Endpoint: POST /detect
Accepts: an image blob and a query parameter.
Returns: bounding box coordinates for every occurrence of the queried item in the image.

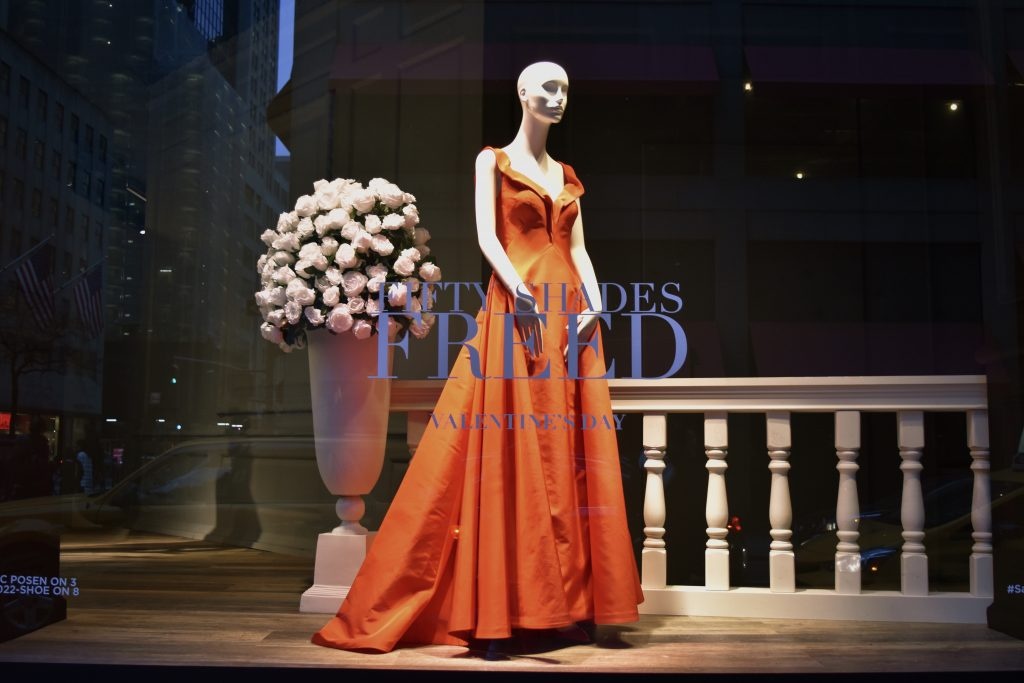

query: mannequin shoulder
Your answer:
[475,148,498,172]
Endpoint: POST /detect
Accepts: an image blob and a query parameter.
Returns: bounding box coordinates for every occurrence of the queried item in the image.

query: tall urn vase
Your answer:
[299,329,393,613]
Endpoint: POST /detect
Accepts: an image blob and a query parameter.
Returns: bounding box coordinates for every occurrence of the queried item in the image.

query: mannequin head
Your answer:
[517,61,569,124]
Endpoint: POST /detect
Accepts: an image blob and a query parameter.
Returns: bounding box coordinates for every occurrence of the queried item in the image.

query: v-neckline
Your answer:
[490,147,570,203]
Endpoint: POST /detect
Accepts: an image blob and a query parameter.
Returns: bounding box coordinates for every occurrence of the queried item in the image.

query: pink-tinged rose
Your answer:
[413,227,430,245]
[366,264,388,280]
[366,274,386,294]
[371,234,395,256]
[409,318,431,339]
[277,211,299,232]
[260,322,284,344]
[325,267,344,286]
[363,214,382,234]
[278,341,294,353]
[351,189,376,214]
[387,283,408,307]
[387,317,402,341]
[418,262,441,282]
[334,243,358,269]
[394,255,415,277]
[402,296,422,319]
[314,276,330,292]
[304,306,325,326]
[418,244,431,257]
[296,218,315,240]
[295,194,317,217]
[266,308,287,327]
[341,271,368,298]
[271,232,299,252]
[340,221,361,241]
[352,319,373,340]
[323,286,340,307]
[346,296,366,314]
[326,305,353,333]
[284,301,303,324]
[320,237,339,257]
[404,277,421,293]
[382,213,405,230]
[351,229,373,253]
[260,229,277,246]
[366,298,380,316]
[402,192,416,204]
[400,247,422,262]
[272,265,297,285]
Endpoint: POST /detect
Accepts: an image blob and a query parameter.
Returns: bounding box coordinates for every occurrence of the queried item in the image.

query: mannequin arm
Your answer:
[474,149,543,356]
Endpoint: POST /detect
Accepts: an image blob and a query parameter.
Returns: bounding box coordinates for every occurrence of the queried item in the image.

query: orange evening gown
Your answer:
[312,147,643,652]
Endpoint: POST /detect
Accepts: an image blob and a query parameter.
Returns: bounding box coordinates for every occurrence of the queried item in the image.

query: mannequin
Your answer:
[474,61,603,363]
[311,61,643,657]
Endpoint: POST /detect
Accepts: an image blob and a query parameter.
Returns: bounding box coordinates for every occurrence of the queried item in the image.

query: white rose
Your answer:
[260,322,284,344]
[320,237,339,257]
[284,300,303,324]
[326,305,353,334]
[371,234,395,256]
[316,185,342,212]
[418,262,441,282]
[299,242,323,260]
[323,286,341,307]
[260,229,278,246]
[277,211,300,232]
[271,250,295,266]
[304,306,325,326]
[413,227,431,245]
[352,319,373,340]
[366,274,386,294]
[347,296,366,314]
[272,232,300,252]
[325,267,344,286]
[342,271,368,298]
[382,213,406,231]
[326,208,350,230]
[314,214,332,236]
[255,286,286,308]
[296,218,315,240]
[368,178,389,190]
[402,192,416,204]
[394,255,415,277]
[351,189,377,214]
[363,214,382,234]
[314,275,331,292]
[387,283,408,307]
[400,247,422,262]
[295,195,317,217]
[378,183,405,209]
[351,229,373,253]
[340,221,362,241]
[272,265,297,285]
[334,243,358,269]
[366,297,380,316]
[266,308,287,327]
[294,259,313,276]
[256,253,269,272]
[367,264,389,280]
[286,278,316,305]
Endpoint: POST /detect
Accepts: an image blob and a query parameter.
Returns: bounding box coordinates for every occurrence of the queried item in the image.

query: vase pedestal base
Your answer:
[299,531,377,613]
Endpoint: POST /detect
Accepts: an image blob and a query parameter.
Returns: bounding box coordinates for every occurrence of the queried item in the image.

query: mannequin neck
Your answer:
[507,110,551,163]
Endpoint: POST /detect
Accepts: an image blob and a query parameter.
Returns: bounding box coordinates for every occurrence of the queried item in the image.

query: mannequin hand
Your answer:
[562,308,600,364]
[513,292,544,359]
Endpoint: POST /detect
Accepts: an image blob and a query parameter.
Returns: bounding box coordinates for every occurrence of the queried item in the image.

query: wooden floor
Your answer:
[1,529,1023,678]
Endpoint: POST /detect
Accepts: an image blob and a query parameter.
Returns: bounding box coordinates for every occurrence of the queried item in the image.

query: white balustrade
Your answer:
[392,375,993,625]
[704,412,730,591]
[642,413,668,589]
[898,410,927,596]
[766,411,794,593]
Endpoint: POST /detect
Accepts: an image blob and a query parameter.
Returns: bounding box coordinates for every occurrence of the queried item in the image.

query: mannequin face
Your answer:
[517,62,569,124]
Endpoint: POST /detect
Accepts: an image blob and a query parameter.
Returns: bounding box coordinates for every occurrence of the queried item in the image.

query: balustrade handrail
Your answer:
[391,374,988,412]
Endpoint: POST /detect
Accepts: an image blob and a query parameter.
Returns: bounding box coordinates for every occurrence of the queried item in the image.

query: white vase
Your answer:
[307,328,394,535]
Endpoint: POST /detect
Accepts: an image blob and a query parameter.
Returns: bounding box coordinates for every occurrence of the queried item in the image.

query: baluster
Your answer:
[835,411,861,595]
[642,413,668,589]
[968,410,993,597]
[704,412,729,591]
[898,411,927,596]
[767,412,794,593]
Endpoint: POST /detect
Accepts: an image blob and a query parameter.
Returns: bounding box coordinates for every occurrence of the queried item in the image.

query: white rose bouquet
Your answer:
[255,177,441,352]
